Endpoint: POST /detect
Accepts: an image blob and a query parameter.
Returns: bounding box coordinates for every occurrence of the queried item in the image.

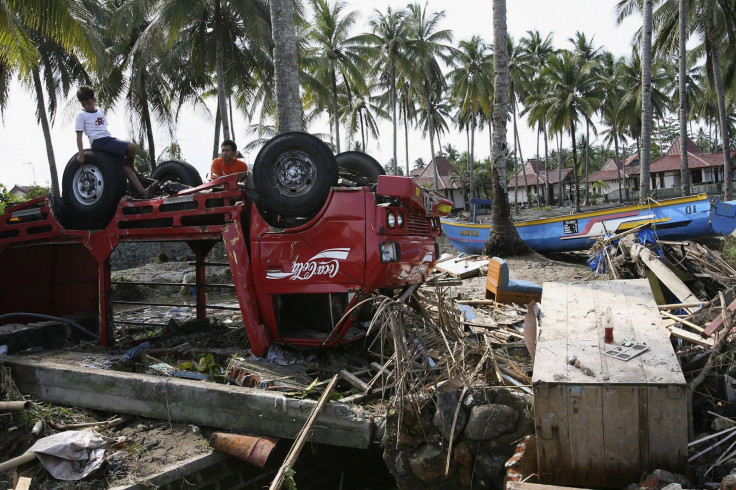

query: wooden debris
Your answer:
[268,375,338,490]
[433,255,488,279]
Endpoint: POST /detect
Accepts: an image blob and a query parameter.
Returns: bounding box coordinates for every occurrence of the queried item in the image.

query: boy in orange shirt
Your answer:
[210,140,248,179]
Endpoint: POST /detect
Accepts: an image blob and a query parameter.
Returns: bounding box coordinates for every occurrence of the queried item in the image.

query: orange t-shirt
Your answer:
[210,157,248,179]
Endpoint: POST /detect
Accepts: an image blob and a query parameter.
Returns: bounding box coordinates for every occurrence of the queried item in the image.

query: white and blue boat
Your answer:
[441,194,736,254]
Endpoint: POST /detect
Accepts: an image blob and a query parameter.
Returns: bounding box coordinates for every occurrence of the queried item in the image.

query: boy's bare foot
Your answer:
[141,181,160,199]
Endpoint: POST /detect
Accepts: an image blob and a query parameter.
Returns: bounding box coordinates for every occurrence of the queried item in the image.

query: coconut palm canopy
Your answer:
[1,0,735,201]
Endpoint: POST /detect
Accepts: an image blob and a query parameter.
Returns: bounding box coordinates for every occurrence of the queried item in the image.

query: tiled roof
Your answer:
[665,136,703,155]
[588,158,629,182]
[411,157,461,191]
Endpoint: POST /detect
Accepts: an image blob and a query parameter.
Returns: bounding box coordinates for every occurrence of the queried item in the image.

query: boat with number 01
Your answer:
[441,194,736,253]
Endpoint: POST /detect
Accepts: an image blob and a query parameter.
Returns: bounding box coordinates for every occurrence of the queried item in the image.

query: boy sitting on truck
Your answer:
[75,86,155,198]
[210,140,248,180]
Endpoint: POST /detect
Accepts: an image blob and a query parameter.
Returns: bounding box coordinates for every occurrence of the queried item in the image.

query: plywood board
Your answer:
[433,257,488,279]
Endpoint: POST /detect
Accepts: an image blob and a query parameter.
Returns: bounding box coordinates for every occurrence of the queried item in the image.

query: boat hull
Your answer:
[441,194,736,254]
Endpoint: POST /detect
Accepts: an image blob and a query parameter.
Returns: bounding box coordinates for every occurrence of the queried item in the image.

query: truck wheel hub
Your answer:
[273,151,316,196]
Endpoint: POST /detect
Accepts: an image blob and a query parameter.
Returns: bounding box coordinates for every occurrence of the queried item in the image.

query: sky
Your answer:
[0,0,642,189]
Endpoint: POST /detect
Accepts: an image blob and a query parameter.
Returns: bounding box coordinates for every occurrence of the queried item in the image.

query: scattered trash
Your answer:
[28,429,124,480]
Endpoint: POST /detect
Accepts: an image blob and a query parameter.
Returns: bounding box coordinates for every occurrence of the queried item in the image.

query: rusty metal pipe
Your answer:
[210,432,279,468]
[0,401,32,411]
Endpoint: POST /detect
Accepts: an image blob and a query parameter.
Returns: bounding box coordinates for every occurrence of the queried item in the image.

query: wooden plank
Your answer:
[566,385,604,487]
[602,385,641,486]
[661,310,705,332]
[646,385,688,473]
[534,384,572,484]
[339,370,369,392]
[14,477,31,490]
[667,326,715,348]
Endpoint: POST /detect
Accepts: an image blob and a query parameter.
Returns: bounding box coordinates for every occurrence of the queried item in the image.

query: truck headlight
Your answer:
[387,211,396,228]
[396,212,404,228]
[379,242,400,262]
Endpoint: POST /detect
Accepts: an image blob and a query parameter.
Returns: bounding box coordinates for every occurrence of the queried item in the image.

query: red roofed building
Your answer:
[587,157,636,201]
[411,157,465,209]
[627,136,734,198]
[507,159,577,205]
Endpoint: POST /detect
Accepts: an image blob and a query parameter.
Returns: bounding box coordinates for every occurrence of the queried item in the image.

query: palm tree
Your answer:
[678,0,690,195]
[484,0,528,257]
[404,2,453,190]
[520,30,555,203]
[449,36,492,202]
[599,52,628,202]
[1,0,103,196]
[368,7,409,174]
[542,50,601,212]
[304,0,374,154]
[270,0,303,132]
[569,32,603,205]
[640,0,654,203]
[151,0,271,144]
[99,0,180,171]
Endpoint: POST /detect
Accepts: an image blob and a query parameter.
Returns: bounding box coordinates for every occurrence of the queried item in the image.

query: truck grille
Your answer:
[405,214,431,235]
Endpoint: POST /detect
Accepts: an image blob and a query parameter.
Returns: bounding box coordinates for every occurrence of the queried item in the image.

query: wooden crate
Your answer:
[533,279,687,488]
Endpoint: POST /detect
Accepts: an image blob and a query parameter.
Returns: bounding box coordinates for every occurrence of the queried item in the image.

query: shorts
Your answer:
[91,137,131,165]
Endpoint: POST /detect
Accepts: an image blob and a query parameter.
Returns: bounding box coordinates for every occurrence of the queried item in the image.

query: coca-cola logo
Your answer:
[266,248,350,281]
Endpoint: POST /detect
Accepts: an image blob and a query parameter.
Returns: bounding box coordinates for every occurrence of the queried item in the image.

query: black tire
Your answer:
[253,132,338,217]
[151,160,203,187]
[336,151,385,185]
[62,150,127,229]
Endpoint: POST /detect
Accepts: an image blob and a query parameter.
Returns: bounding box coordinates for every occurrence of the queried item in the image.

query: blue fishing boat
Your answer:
[441,194,736,254]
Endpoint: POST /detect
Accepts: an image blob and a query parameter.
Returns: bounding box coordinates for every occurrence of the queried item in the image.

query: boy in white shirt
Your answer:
[75,86,155,198]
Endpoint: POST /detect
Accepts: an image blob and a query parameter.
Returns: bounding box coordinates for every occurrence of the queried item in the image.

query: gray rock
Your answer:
[408,444,455,483]
[472,451,507,480]
[433,390,467,441]
[463,404,519,440]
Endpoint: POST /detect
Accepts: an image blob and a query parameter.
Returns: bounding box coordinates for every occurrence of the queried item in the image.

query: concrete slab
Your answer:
[0,352,375,449]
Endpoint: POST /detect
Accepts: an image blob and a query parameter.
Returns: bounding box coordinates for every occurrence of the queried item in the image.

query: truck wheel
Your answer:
[253,132,338,217]
[62,150,127,229]
[336,151,385,185]
[151,160,203,186]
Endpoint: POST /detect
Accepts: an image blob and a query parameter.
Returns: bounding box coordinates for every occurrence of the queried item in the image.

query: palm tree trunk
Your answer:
[403,102,410,172]
[213,101,222,159]
[615,132,623,202]
[269,0,302,133]
[32,69,60,196]
[425,84,439,190]
[391,67,401,176]
[571,122,580,213]
[214,0,231,141]
[584,120,591,205]
[678,0,689,196]
[557,133,563,206]
[331,70,341,154]
[141,83,157,170]
[639,0,653,204]
[484,0,528,256]
[470,118,476,200]
[543,123,550,204]
[709,41,732,200]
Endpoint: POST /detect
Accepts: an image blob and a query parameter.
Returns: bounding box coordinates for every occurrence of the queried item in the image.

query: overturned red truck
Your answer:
[0,133,451,355]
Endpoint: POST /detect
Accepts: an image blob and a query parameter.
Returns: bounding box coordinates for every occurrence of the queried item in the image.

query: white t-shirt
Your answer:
[75,109,111,144]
